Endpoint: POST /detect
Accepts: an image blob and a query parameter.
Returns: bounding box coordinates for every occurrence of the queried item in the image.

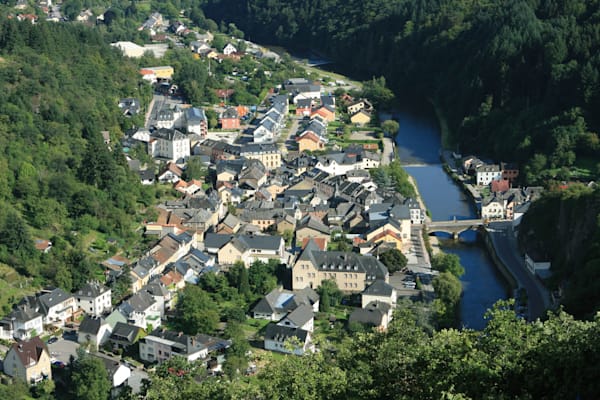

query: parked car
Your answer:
[47,336,58,344]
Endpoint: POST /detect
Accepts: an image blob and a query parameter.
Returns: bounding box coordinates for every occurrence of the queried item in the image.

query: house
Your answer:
[185,107,208,136]
[19,287,76,327]
[158,162,184,184]
[140,66,173,81]
[491,179,510,193]
[285,80,322,105]
[75,281,112,317]
[148,128,190,163]
[118,98,141,116]
[310,105,335,122]
[525,253,552,279]
[3,337,52,385]
[219,107,240,129]
[481,193,505,220]
[292,240,389,292]
[501,162,519,183]
[350,110,371,126]
[349,301,393,330]
[252,287,319,320]
[240,143,282,170]
[361,280,397,308]
[160,270,186,292]
[264,324,314,355]
[171,248,216,284]
[0,305,43,341]
[295,216,330,249]
[222,43,238,56]
[217,213,242,234]
[139,328,231,363]
[276,304,314,332]
[295,98,313,116]
[117,290,161,330]
[347,99,371,115]
[217,234,285,266]
[138,169,155,185]
[34,239,52,253]
[98,356,131,399]
[476,164,502,186]
[109,322,145,351]
[190,40,211,54]
[296,131,326,152]
[78,315,111,351]
[404,197,425,224]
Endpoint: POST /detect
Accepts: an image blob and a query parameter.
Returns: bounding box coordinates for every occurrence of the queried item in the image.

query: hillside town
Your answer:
[0,5,551,397]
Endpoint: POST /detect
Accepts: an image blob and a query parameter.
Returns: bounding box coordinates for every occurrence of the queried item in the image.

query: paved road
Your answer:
[48,338,80,364]
[487,221,551,320]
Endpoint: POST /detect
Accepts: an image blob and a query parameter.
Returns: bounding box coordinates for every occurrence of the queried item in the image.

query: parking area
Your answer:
[47,337,80,364]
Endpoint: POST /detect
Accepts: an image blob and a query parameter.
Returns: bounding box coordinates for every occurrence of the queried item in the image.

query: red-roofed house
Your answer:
[301,237,327,251]
[34,239,52,254]
[310,106,335,122]
[296,131,326,152]
[491,179,510,193]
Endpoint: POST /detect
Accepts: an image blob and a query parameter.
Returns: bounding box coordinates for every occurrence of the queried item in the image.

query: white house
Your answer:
[222,43,237,55]
[361,280,397,308]
[264,324,314,355]
[148,128,190,163]
[99,357,131,399]
[481,194,506,219]
[139,329,231,363]
[476,164,502,186]
[75,281,112,317]
[78,316,112,351]
[117,291,161,330]
[276,304,314,332]
[18,288,76,327]
[0,306,44,340]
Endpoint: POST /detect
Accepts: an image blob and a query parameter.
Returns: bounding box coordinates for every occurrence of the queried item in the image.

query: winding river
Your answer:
[394,108,509,330]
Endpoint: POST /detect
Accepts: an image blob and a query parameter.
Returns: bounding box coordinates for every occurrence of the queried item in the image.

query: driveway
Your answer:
[47,338,80,364]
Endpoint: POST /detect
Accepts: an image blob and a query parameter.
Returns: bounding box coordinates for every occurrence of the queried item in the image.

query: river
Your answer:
[394,109,509,330]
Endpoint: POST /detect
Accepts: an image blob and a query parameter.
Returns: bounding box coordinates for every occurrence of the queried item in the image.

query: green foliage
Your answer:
[431,252,465,277]
[369,160,416,197]
[380,119,399,137]
[174,285,219,334]
[182,156,208,181]
[317,279,343,309]
[248,260,278,296]
[378,248,408,273]
[69,351,111,400]
[432,271,462,328]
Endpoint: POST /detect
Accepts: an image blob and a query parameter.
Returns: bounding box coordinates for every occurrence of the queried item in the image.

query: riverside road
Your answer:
[487,221,551,321]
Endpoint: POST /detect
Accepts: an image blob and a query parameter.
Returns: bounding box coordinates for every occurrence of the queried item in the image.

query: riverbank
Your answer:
[429,98,451,149]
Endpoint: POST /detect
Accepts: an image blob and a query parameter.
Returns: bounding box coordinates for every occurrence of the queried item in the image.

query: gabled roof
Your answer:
[363,280,395,297]
[297,215,330,235]
[8,337,48,370]
[79,315,106,335]
[75,281,110,299]
[349,301,390,326]
[119,291,156,314]
[265,324,310,343]
[280,304,313,327]
[110,322,142,343]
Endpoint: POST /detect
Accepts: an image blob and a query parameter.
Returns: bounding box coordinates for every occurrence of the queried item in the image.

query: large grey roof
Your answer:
[110,322,141,343]
[299,248,388,281]
[281,304,313,327]
[119,291,155,314]
[79,315,105,335]
[363,280,395,297]
[252,287,318,316]
[151,128,186,141]
[264,323,310,343]
[204,233,235,250]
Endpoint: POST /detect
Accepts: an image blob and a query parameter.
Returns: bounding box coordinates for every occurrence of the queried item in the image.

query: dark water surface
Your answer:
[395,111,509,330]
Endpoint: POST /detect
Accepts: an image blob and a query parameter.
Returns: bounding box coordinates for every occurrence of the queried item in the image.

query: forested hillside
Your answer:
[204,0,600,184]
[0,18,152,307]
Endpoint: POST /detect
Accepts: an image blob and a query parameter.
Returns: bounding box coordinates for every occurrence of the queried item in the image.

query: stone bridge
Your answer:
[426,218,486,239]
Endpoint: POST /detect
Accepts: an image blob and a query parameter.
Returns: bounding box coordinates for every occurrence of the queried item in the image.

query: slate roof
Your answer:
[297,215,330,234]
[264,324,310,343]
[204,233,235,250]
[79,315,105,335]
[363,280,395,297]
[298,244,388,281]
[252,287,319,316]
[280,304,313,327]
[119,291,155,314]
[349,301,391,326]
[151,128,186,141]
[75,281,110,299]
[186,107,207,123]
[221,107,239,119]
[110,322,142,344]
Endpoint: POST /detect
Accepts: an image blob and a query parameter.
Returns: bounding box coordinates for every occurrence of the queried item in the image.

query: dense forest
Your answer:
[0,18,154,307]
[203,0,600,184]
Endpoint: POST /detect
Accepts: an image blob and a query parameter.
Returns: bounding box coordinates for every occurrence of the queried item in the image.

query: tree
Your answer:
[320,290,331,312]
[431,252,465,277]
[317,279,343,308]
[248,260,277,296]
[381,119,399,137]
[174,286,219,334]
[69,351,111,400]
[182,156,208,181]
[379,249,408,273]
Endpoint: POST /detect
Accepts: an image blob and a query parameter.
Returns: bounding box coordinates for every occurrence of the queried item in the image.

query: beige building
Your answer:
[292,240,389,292]
[240,144,282,170]
[4,337,52,385]
[217,234,285,266]
[350,110,372,126]
[295,217,330,248]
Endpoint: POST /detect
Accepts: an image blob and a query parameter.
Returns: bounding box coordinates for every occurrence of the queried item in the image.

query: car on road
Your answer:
[47,336,58,344]
[52,360,66,369]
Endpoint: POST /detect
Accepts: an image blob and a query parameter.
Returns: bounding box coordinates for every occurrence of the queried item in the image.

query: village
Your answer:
[0,6,551,397]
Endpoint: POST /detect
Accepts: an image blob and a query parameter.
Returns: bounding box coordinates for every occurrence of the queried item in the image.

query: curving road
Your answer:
[487,221,551,321]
